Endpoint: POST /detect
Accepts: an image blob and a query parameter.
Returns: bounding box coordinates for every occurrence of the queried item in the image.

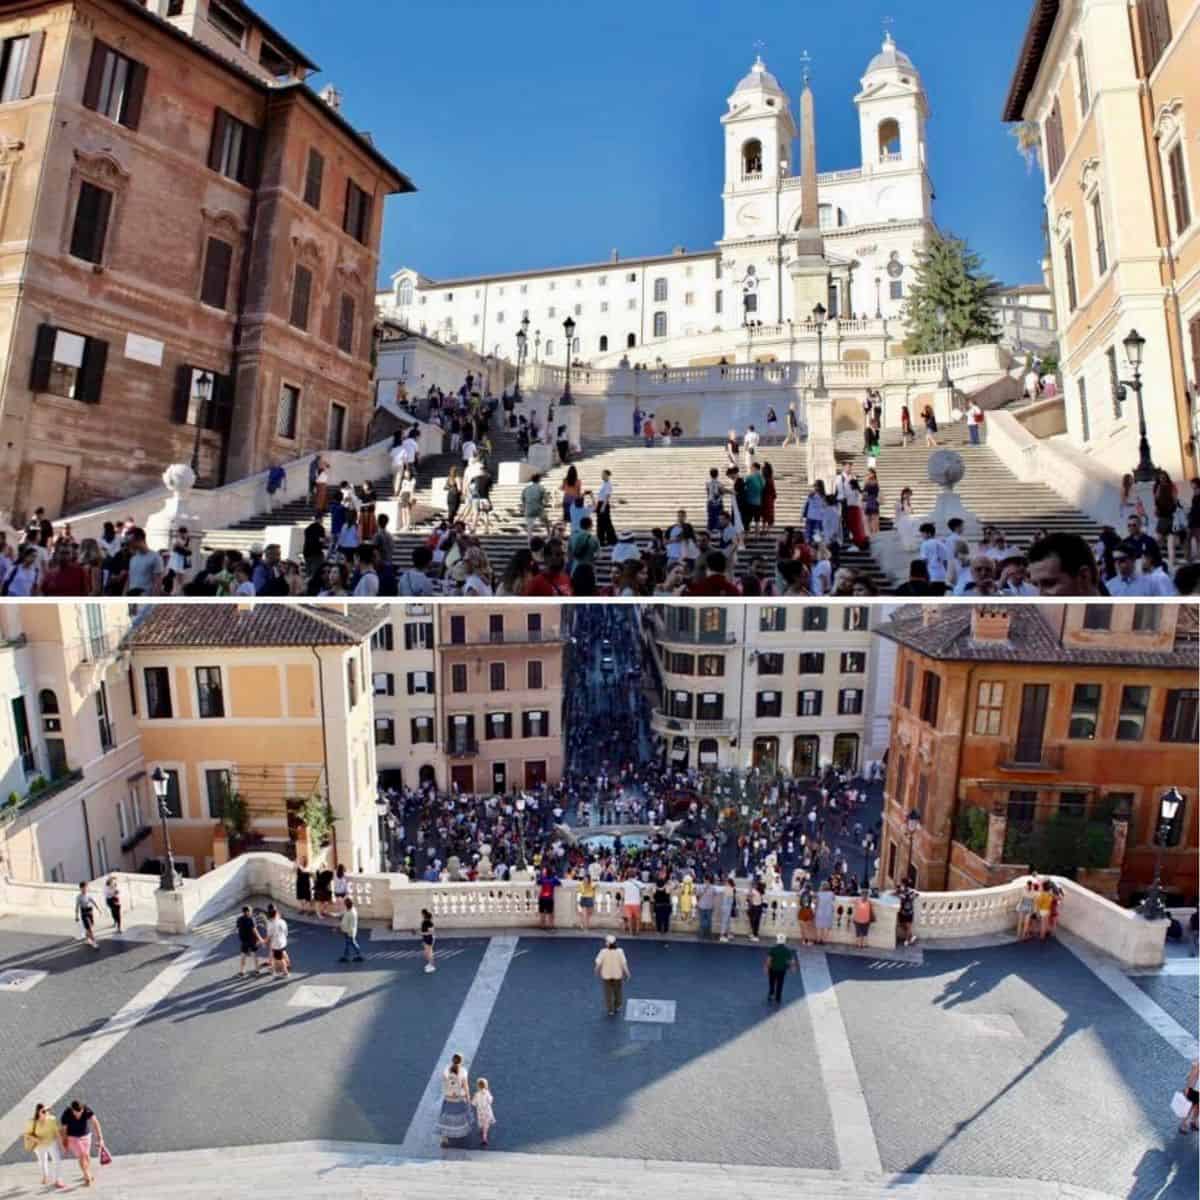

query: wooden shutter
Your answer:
[338,294,355,353]
[1189,316,1200,391]
[207,109,229,172]
[200,237,232,309]
[304,148,324,207]
[207,373,234,434]
[121,61,147,130]
[1150,0,1172,67]
[70,184,112,263]
[171,363,193,424]
[1169,145,1191,234]
[238,123,260,187]
[1064,240,1078,310]
[29,323,56,392]
[290,265,312,329]
[78,337,109,404]
[82,40,109,112]
[18,29,44,99]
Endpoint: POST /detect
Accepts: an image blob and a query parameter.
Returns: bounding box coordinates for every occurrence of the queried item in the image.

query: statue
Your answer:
[446,854,464,882]
[476,844,494,881]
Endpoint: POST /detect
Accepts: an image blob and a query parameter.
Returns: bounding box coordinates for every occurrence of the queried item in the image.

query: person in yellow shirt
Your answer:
[578,873,596,930]
[23,1102,63,1189]
[1034,881,1054,941]
[678,874,696,922]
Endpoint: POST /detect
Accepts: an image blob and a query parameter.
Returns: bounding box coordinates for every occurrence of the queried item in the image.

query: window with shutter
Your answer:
[1075,42,1090,119]
[290,265,313,329]
[200,237,233,309]
[0,32,42,103]
[277,385,299,439]
[206,372,234,434]
[337,294,355,353]
[1138,0,1172,75]
[78,338,108,404]
[1189,315,1200,394]
[31,325,107,403]
[209,108,259,185]
[70,183,113,264]
[304,148,324,208]
[1063,239,1078,312]
[1167,143,1192,238]
[1091,194,1107,275]
[82,41,146,129]
[1106,346,1122,417]
[1044,100,1065,179]
[343,180,371,243]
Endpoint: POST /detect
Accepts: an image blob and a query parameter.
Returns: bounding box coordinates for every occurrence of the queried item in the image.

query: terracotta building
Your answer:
[1003,0,1199,479]
[434,605,566,795]
[0,0,412,525]
[877,604,1198,902]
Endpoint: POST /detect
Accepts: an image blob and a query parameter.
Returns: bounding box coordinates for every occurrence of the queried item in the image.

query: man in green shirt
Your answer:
[522,475,547,534]
[568,516,600,575]
[765,932,798,1003]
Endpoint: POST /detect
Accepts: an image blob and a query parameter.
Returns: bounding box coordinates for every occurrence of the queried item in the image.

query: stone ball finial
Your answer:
[161,463,196,496]
[927,449,965,490]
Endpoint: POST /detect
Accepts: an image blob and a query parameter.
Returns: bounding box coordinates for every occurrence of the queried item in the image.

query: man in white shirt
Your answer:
[621,876,643,935]
[353,546,381,596]
[967,401,984,444]
[1140,546,1178,596]
[612,531,642,565]
[264,904,290,978]
[594,934,631,1016]
[596,471,616,546]
[461,436,478,464]
[666,509,688,564]
[1105,549,1150,596]
[742,425,760,471]
[919,523,948,584]
[390,442,408,499]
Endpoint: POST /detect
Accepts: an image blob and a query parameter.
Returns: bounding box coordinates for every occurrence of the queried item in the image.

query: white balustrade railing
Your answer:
[0,870,163,931]
[3,857,1165,968]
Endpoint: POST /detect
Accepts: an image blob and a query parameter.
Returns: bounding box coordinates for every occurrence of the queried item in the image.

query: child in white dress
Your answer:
[472,1078,496,1147]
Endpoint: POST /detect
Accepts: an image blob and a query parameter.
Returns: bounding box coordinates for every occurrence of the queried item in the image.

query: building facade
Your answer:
[1004,0,1199,480]
[643,603,876,776]
[878,604,1198,901]
[369,604,439,792]
[0,0,411,526]
[1,601,144,884]
[378,33,935,367]
[988,283,1059,358]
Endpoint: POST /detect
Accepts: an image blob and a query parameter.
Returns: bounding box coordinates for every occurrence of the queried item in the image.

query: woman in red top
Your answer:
[560,465,582,524]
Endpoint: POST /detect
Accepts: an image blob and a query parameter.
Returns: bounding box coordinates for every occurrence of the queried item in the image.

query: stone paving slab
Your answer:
[829,941,1199,1199]
[470,937,837,1168]
[0,924,485,1164]
[1130,972,1199,1042]
[0,929,184,1127]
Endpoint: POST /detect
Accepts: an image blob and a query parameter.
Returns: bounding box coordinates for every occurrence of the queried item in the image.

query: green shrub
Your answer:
[956,806,989,855]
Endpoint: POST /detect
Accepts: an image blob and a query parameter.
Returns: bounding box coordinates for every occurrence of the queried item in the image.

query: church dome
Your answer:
[734,55,787,97]
[865,32,916,76]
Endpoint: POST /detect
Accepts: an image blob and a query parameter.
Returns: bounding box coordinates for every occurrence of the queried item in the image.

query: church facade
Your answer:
[377,34,937,368]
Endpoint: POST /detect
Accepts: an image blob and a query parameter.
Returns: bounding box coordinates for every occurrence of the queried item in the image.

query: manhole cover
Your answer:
[0,969,47,992]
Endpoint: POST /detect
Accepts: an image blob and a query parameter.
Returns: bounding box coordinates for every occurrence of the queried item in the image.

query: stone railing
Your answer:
[3,857,1166,967]
[0,870,162,931]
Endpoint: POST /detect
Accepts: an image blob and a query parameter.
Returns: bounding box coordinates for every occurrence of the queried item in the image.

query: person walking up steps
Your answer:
[595,933,631,1016]
[473,1079,497,1147]
[59,1100,105,1189]
[421,907,436,972]
[338,896,365,963]
[23,1103,64,1190]
[765,933,798,1004]
[783,402,801,448]
[75,881,98,949]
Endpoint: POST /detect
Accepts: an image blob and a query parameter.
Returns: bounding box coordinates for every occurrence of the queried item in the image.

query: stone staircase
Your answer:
[199,421,1102,591]
[0,1142,1119,1199]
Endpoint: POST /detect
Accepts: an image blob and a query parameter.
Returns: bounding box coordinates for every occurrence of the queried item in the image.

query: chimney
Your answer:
[920,605,942,628]
[610,249,620,263]
[672,245,686,256]
[318,84,343,113]
[971,606,1012,643]
[236,601,255,615]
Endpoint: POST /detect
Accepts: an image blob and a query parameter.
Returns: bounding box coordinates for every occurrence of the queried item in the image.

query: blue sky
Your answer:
[255,0,1045,289]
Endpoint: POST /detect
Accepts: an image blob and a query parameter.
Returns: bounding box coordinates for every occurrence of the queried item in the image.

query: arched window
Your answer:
[832,732,860,772]
[878,119,902,160]
[39,689,60,715]
[752,736,779,772]
[627,333,637,349]
[653,277,668,302]
[653,312,667,338]
[742,138,763,176]
[599,335,608,352]
[671,736,689,764]
[418,764,436,787]
[792,735,820,778]
[396,279,413,306]
[698,737,719,765]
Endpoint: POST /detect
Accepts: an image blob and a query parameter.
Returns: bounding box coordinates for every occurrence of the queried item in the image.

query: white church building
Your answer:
[377,33,937,369]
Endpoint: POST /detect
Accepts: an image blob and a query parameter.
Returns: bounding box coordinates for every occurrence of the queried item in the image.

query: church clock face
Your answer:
[737,202,762,232]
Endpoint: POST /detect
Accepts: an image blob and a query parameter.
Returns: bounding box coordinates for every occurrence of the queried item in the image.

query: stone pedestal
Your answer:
[805,391,836,486]
[155,887,189,935]
[145,464,204,583]
[985,808,1007,864]
[931,385,958,424]
[527,443,554,473]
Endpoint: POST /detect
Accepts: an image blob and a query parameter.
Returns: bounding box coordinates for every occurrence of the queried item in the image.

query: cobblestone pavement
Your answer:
[0,929,184,1122]
[829,941,1198,1199]
[1131,971,1199,1042]
[0,920,1195,1197]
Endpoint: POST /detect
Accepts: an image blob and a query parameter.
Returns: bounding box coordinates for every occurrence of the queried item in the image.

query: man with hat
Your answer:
[594,934,631,1017]
[764,932,798,1004]
[612,531,641,566]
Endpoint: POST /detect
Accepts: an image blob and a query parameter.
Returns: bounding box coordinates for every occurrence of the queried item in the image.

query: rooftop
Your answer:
[865,32,916,76]
[1002,0,1061,122]
[878,605,1198,670]
[124,604,388,649]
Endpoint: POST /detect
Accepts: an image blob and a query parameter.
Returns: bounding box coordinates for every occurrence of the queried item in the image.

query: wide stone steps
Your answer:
[0,1143,1118,1200]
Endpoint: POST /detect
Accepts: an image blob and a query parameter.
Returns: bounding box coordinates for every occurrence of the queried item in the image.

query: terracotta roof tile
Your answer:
[124,603,388,648]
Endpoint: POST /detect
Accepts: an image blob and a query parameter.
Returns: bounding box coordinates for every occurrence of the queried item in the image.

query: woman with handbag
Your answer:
[24,1103,64,1189]
[1178,1060,1199,1134]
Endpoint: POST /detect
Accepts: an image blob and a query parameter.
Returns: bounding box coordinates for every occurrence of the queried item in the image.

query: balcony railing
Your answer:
[447,739,480,759]
[651,711,735,737]
[2,768,85,824]
[998,742,1065,772]
[655,628,737,646]
[445,628,562,648]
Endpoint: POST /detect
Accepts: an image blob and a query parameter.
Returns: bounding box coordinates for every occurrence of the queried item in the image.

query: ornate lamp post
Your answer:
[1138,787,1182,921]
[188,370,214,475]
[935,306,952,390]
[561,315,576,406]
[874,276,882,320]
[151,767,180,892]
[811,302,828,397]
[514,315,530,401]
[903,806,921,888]
[1118,328,1156,484]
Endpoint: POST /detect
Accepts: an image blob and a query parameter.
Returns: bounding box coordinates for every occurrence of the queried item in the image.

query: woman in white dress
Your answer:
[895,487,920,553]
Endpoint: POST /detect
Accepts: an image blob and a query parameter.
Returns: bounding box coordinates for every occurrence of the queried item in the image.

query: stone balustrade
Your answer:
[0,857,1169,968]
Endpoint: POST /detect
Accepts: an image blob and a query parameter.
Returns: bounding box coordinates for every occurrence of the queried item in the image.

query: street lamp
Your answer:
[188,370,214,475]
[903,807,921,888]
[514,315,529,402]
[874,276,882,320]
[561,315,576,406]
[1139,787,1182,921]
[151,767,180,892]
[811,302,828,396]
[515,795,528,872]
[935,306,952,390]
[1118,328,1157,484]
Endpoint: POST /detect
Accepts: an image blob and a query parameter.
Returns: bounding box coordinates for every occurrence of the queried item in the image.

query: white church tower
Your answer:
[721,56,796,245]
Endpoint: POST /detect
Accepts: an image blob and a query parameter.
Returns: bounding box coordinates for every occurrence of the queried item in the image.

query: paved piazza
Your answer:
[0,913,1195,1198]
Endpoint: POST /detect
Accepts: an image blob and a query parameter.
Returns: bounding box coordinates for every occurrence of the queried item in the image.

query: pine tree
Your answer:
[901,231,1001,356]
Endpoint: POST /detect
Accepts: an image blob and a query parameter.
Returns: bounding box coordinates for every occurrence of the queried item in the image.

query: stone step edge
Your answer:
[0,1140,1120,1200]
